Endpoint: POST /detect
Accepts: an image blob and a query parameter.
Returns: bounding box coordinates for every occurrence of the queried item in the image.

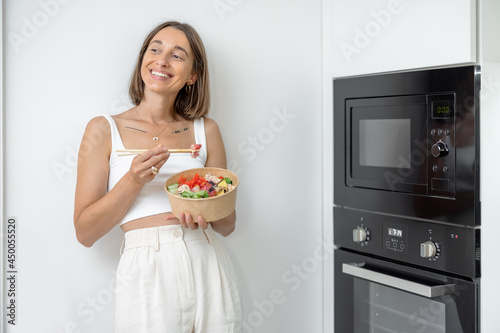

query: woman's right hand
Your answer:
[128,145,170,184]
[74,118,173,248]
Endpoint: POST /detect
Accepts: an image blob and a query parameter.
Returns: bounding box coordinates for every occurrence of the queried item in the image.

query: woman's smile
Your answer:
[149,68,174,80]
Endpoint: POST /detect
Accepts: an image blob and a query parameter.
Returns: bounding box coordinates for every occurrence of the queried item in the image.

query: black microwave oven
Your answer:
[334,65,480,227]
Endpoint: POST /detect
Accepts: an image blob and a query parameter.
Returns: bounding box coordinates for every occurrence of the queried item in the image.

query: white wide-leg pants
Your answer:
[115,224,242,333]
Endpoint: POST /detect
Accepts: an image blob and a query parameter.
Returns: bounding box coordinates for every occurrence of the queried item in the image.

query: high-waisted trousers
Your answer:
[115,224,242,333]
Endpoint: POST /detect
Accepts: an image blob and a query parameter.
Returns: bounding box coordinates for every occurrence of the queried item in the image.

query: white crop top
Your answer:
[102,114,207,226]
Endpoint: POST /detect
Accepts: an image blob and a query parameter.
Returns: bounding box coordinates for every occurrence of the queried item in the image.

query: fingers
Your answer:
[136,146,170,171]
[164,214,177,221]
[180,213,196,230]
[135,145,169,164]
[176,213,208,230]
[197,216,209,230]
[128,145,170,184]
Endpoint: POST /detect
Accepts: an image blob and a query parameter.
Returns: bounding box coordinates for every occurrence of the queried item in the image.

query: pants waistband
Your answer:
[121,224,217,253]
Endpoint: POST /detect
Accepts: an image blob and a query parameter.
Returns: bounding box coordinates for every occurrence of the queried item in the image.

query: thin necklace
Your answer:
[136,106,176,142]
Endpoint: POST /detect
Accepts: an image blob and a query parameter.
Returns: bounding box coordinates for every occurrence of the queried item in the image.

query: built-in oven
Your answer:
[335,249,479,333]
[334,65,481,227]
[333,66,481,332]
[334,208,480,333]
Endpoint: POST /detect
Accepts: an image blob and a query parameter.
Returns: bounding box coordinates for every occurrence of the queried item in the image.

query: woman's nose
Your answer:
[156,55,170,67]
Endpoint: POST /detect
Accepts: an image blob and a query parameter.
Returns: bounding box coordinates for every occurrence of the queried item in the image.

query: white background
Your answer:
[2,1,323,332]
[477,0,500,332]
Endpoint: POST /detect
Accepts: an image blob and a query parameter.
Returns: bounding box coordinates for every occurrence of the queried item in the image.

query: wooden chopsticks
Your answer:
[116,149,199,156]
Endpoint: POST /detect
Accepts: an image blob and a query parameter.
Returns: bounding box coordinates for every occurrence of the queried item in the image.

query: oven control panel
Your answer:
[335,207,479,278]
[420,240,440,259]
[383,222,408,254]
[352,226,370,245]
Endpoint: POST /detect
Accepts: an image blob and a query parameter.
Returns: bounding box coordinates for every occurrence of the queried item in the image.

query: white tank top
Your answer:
[101,114,207,226]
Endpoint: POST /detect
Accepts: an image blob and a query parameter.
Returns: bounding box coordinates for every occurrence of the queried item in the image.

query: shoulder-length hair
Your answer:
[129,21,210,119]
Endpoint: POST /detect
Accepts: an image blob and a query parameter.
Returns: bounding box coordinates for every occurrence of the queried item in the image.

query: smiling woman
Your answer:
[129,21,210,120]
[73,21,242,333]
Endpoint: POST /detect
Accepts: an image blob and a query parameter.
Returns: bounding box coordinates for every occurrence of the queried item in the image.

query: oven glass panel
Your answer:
[354,280,446,333]
[359,118,411,168]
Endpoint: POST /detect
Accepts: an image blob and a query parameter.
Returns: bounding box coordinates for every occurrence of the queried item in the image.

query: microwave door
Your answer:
[346,96,429,194]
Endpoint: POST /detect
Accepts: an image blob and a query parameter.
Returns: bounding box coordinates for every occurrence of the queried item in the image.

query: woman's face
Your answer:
[140,27,197,97]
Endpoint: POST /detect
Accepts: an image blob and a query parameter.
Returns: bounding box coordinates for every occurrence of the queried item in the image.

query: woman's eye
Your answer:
[172,54,183,60]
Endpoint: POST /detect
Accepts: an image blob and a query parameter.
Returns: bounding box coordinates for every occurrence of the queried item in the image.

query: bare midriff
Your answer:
[120,212,180,233]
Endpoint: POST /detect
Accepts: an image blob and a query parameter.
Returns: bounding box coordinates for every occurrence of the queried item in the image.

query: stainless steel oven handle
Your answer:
[342,262,456,298]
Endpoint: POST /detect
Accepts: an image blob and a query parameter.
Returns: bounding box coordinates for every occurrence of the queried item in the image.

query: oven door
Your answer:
[335,250,479,333]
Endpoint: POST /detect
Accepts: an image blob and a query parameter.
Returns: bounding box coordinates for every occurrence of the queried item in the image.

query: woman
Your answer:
[73,21,242,332]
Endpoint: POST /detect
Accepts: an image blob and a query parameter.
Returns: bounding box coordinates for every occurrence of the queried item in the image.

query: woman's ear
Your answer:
[187,72,198,86]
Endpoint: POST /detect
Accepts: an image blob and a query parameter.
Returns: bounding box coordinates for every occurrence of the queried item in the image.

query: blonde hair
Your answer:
[129,21,210,119]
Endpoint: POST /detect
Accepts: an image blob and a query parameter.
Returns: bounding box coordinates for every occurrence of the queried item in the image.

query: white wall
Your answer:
[321,1,334,332]
[1,1,323,332]
[0,0,5,328]
[478,0,500,331]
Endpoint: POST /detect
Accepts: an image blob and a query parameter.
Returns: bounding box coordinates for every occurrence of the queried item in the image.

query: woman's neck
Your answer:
[138,90,178,123]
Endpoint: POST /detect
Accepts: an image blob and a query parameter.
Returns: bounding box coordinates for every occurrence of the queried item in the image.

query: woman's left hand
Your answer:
[165,213,209,230]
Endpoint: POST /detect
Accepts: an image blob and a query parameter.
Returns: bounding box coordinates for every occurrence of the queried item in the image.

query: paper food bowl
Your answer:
[164,167,239,222]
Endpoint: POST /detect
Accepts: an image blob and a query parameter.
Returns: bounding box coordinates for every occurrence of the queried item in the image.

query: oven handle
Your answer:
[342,262,456,298]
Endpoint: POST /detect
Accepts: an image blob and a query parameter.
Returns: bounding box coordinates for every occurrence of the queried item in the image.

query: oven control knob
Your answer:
[353,227,367,243]
[431,141,449,157]
[420,241,437,258]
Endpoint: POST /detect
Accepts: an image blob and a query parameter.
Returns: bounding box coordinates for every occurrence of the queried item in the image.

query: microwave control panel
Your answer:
[427,93,456,197]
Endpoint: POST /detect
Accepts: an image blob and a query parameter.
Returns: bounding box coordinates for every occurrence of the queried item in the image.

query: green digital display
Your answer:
[432,100,451,119]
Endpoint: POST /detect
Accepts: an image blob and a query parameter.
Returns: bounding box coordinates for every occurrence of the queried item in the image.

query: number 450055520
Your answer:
[7,218,16,269]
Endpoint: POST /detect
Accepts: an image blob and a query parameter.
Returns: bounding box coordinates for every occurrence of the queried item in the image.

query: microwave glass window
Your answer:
[359,119,411,169]
[354,280,446,333]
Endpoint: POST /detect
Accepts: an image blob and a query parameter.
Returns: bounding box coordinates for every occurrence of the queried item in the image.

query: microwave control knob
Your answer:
[431,141,449,157]
[420,241,437,258]
[353,227,367,243]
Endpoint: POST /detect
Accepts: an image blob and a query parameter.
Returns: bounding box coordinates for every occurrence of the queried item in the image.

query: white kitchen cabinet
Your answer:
[331,0,477,77]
